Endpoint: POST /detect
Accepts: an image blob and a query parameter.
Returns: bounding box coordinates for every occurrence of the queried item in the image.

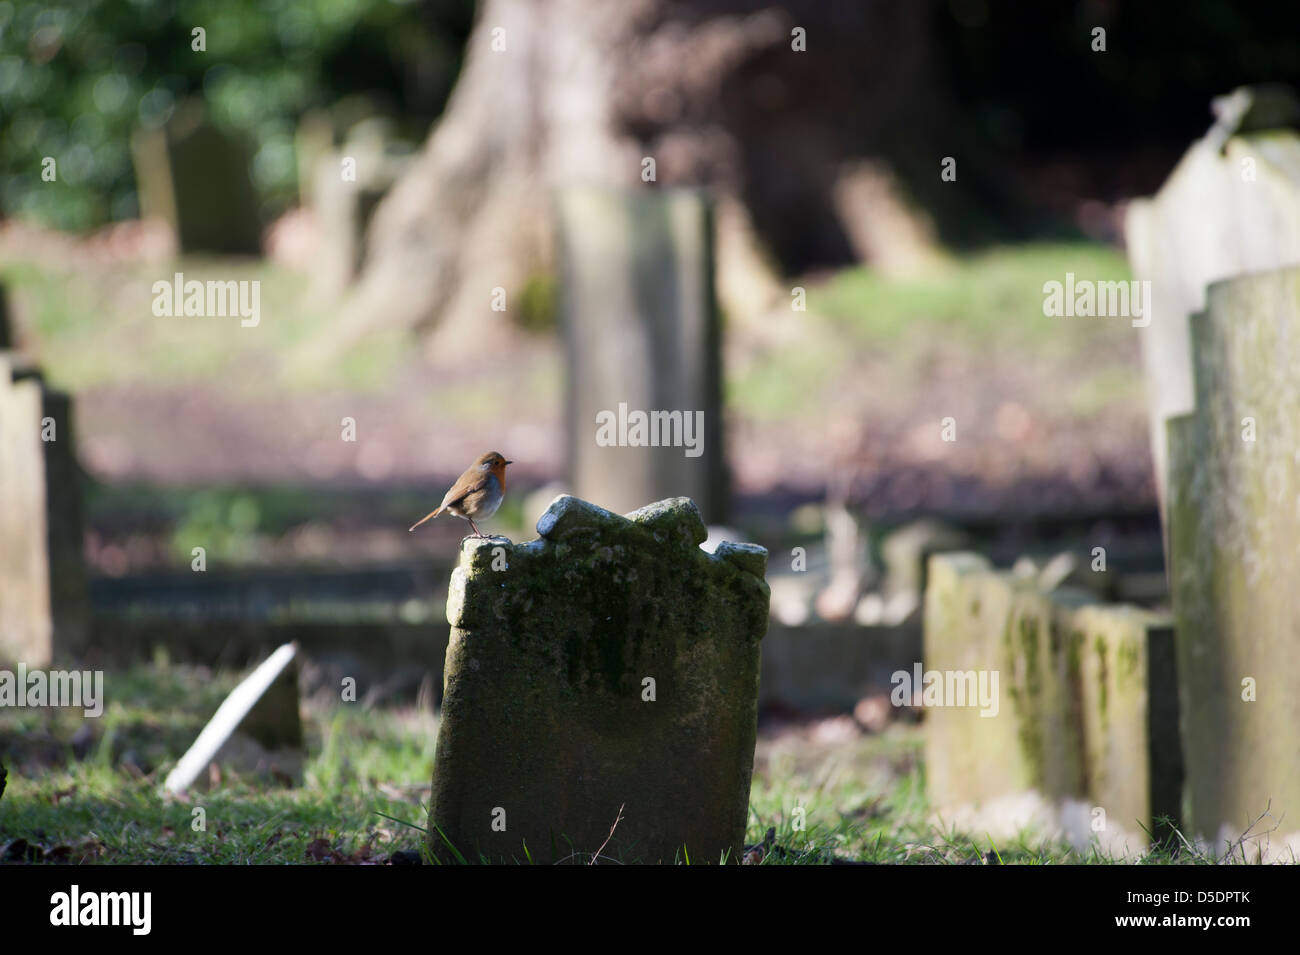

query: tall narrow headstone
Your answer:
[0,358,89,665]
[428,496,768,864]
[132,101,262,255]
[1166,266,1300,861]
[558,188,727,523]
[309,124,412,299]
[1124,85,1300,520]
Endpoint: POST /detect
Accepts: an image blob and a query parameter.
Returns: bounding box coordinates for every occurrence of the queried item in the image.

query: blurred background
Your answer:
[3,0,1300,862]
[7,0,1300,576]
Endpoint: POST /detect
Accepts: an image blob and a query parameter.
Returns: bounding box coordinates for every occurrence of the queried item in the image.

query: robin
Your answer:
[409,451,512,538]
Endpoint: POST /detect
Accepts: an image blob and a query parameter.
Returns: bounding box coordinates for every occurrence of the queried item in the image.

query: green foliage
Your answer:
[170,489,263,564]
[0,0,473,229]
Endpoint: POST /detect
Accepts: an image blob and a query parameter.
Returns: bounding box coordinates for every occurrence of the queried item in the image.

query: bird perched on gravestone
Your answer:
[409,451,512,539]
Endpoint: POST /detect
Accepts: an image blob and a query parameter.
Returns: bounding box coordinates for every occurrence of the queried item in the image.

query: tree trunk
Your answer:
[320,0,949,360]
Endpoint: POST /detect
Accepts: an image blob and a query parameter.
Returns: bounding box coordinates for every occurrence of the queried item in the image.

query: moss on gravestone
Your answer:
[925,552,1179,852]
[428,496,769,864]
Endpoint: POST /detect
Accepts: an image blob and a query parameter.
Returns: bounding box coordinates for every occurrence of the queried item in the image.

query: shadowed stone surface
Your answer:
[428,495,769,864]
[0,284,11,349]
[759,621,921,712]
[924,553,1179,855]
[131,101,261,255]
[1167,267,1300,860]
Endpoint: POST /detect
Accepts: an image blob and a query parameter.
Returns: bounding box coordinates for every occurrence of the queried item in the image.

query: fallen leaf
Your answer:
[305,837,343,863]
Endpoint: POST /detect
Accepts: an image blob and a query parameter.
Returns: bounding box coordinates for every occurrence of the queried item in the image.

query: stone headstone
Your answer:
[557,188,727,523]
[1124,85,1300,520]
[0,356,89,666]
[1166,266,1300,861]
[0,284,12,349]
[428,495,768,864]
[295,109,336,208]
[924,552,1180,855]
[132,101,262,255]
[309,130,412,299]
[295,97,393,207]
[163,643,305,793]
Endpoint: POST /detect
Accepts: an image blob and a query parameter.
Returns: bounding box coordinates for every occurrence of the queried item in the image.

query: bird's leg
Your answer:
[467,517,484,538]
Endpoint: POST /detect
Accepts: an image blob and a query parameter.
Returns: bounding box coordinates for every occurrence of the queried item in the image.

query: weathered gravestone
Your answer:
[557,188,727,523]
[924,553,1180,855]
[0,356,89,666]
[1125,84,1300,520]
[1166,267,1300,861]
[428,495,769,863]
[132,101,262,255]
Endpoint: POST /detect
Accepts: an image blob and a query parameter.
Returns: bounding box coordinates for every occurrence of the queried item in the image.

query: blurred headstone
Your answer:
[924,553,1180,855]
[1124,84,1300,521]
[0,283,11,349]
[814,501,868,622]
[0,356,89,666]
[295,97,393,207]
[428,496,768,863]
[309,120,413,299]
[557,188,727,523]
[1166,267,1300,861]
[295,109,336,208]
[132,101,262,255]
[881,518,970,599]
[163,643,305,793]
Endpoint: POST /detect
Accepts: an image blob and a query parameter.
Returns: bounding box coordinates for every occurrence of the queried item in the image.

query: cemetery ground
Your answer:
[0,225,1177,865]
[1,659,1208,865]
[0,225,1152,572]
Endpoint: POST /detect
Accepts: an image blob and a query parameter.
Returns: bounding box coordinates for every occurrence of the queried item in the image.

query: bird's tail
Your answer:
[408,506,444,532]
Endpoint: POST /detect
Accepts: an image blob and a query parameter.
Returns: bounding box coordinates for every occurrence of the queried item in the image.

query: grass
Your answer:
[1,662,433,864]
[810,242,1134,347]
[4,240,1137,412]
[0,660,1243,865]
[729,241,1140,424]
[0,255,421,396]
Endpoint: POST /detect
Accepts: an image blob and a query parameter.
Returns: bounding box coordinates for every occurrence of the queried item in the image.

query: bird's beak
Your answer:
[505,460,514,465]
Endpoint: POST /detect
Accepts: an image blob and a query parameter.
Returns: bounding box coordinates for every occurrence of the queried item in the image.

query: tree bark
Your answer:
[322,0,949,359]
